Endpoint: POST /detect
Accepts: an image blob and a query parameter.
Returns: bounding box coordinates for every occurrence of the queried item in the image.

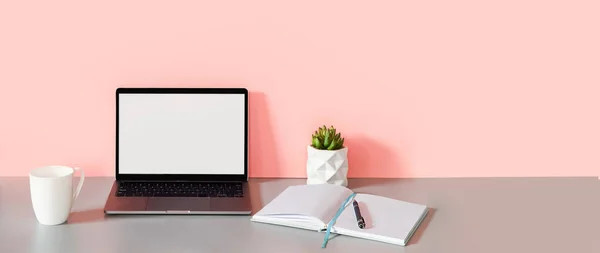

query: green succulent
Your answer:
[311,125,345,150]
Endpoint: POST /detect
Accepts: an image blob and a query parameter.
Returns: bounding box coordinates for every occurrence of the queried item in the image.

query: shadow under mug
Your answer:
[29,165,85,225]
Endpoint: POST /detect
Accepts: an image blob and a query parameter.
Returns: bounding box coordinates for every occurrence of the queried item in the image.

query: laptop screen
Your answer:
[118,92,246,175]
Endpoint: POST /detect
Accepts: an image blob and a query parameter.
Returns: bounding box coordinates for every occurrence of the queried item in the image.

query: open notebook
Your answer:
[251,184,429,246]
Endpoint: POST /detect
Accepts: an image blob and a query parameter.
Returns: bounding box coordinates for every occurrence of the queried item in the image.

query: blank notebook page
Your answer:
[334,193,428,244]
[254,184,353,223]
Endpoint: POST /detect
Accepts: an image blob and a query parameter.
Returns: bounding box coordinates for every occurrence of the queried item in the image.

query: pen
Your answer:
[353,200,365,229]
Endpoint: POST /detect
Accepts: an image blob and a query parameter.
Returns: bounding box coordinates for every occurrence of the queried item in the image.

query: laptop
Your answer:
[104,87,252,214]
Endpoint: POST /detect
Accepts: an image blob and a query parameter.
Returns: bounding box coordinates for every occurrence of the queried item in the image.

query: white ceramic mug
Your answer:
[29,165,85,225]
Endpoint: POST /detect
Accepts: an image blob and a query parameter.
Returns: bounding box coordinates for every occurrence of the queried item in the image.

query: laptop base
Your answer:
[103,181,252,215]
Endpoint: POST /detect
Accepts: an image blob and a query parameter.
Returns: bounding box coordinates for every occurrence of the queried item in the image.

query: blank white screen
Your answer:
[118,93,245,175]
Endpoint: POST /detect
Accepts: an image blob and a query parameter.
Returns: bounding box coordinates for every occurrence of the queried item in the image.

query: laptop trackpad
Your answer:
[146,197,210,212]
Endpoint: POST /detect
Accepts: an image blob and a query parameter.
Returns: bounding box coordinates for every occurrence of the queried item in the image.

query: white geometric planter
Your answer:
[306,145,349,187]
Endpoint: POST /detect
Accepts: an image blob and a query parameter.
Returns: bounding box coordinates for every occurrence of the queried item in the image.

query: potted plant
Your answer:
[306,125,348,187]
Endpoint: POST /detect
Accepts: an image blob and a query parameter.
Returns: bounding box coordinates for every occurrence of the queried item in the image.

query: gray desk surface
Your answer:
[0,177,598,253]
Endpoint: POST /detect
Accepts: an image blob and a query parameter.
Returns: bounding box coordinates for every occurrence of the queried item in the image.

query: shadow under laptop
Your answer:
[67,208,107,224]
[249,181,264,215]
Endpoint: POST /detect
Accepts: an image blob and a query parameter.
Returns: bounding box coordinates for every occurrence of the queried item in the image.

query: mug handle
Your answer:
[72,167,85,203]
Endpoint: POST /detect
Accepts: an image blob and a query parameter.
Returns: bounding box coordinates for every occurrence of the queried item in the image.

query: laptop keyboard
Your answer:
[116,182,244,197]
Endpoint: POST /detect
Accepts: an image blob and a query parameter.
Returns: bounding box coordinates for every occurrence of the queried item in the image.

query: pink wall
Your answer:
[1,1,599,178]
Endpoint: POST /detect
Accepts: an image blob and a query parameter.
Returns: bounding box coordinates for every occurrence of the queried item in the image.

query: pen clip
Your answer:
[319,224,327,232]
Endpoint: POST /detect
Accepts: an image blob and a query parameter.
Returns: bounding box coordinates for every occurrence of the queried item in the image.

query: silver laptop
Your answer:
[104,88,252,214]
